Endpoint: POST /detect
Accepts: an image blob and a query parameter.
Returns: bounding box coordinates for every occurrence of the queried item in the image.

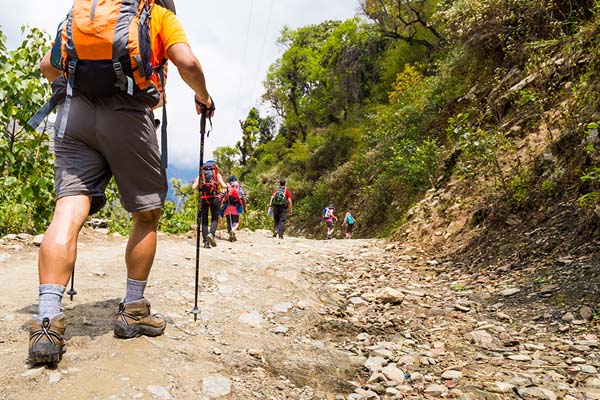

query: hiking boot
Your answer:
[272,231,277,238]
[206,233,217,247]
[203,241,211,248]
[114,298,166,339]
[29,314,66,364]
[231,231,237,242]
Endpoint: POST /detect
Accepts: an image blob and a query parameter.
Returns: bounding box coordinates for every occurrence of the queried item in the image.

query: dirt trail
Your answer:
[0,228,373,400]
[2,228,599,400]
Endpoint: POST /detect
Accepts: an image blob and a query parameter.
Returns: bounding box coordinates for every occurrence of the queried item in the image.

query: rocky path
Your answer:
[0,230,599,399]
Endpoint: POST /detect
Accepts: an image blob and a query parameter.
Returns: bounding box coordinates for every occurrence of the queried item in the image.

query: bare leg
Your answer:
[38,195,91,285]
[126,208,161,280]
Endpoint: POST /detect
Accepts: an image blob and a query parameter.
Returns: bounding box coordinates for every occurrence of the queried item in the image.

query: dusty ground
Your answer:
[0,228,373,400]
[2,228,600,400]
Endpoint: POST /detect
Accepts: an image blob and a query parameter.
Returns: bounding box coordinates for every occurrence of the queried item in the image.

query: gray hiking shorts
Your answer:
[53,94,167,215]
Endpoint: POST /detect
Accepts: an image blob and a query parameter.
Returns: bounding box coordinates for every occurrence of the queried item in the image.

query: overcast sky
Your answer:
[1,1,360,169]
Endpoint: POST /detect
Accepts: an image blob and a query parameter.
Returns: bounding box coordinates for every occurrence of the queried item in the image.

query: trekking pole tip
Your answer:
[190,306,201,321]
[67,288,77,301]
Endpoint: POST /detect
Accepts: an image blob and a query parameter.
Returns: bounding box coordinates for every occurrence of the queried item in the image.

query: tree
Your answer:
[0,26,54,234]
[237,108,262,166]
[213,145,238,177]
[361,0,442,55]
[263,20,382,144]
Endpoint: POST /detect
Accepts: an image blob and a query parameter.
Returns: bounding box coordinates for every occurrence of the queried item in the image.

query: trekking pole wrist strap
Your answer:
[195,95,215,111]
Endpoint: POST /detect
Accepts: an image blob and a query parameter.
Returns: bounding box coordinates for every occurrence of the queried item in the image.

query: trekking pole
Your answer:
[191,101,213,321]
[67,266,77,301]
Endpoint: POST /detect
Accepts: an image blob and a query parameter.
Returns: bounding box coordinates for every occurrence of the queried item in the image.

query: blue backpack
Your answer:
[346,215,354,225]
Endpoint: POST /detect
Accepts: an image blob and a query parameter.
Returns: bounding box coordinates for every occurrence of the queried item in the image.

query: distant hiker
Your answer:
[221,176,246,242]
[193,160,227,248]
[268,180,293,239]
[343,212,356,239]
[30,0,213,365]
[323,204,337,239]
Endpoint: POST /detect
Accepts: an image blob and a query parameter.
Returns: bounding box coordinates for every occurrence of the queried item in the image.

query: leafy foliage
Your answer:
[0,27,54,235]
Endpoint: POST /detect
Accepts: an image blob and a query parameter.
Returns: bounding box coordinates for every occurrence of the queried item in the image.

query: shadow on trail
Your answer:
[18,298,121,340]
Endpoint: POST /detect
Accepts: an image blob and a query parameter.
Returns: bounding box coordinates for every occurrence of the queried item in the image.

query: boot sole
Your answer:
[114,321,165,339]
[29,343,65,364]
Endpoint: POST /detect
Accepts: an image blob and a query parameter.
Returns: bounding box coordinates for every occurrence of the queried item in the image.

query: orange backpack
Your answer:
[59,0,159,102]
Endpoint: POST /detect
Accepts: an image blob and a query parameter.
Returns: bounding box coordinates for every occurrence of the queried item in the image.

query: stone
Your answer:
[516,387,556,400]
[424,384,447,396]
[483,381,515,393]
[579,388,600,400]
[239,312,263,327]
[581,365,598,374]
[507,354,532,361]
[33,234,44,246]
[273,302,293,313]
[580,306,594,321]
[273,325,289,334]
[539,285,558,295]
[17,233,33,241]
[500,288,520,296]
[2,314,15,321]
[371,348,393,359]
[364,357,386,373]
[381,364,405,383]
[466,330,493,345]
[375,287,405,304]
[21,367,44,379]
[585,377,600,388]
[357,333,370,341]
[441,370,462,380]
[202,376,232,397]
[354,388,379,399]
[146,386,172,399]
[410,372,424,382]
[507,376,532,387]
[571,357,586,364]
[48,372,61,385]
[454,303,471,312]
[349,297,368,306]
[562,312,575,322]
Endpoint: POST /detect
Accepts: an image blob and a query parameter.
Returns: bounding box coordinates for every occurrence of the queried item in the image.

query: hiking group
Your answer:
[25,0,346,368]
[192,162,246,246]
[322,204,356,239]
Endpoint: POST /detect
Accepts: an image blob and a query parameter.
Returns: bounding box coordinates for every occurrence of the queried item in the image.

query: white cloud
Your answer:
[1,0,359,169]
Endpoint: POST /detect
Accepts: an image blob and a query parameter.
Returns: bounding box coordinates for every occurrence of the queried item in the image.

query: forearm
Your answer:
[40,50,61,83]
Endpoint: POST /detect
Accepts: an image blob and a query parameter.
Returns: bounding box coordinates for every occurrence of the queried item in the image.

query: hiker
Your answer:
[268,180,293,239]
[343,212,356,239]
[192,161,227,248]
[221,176,246,242]
[323,204,337,239]
[29,0,214,364]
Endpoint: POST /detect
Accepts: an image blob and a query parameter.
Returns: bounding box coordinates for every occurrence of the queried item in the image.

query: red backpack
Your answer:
[227,185,242,204]
[201,162,219,198]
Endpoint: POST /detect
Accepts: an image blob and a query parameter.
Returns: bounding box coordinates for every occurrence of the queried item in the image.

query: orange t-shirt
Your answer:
[150,5,189,91]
